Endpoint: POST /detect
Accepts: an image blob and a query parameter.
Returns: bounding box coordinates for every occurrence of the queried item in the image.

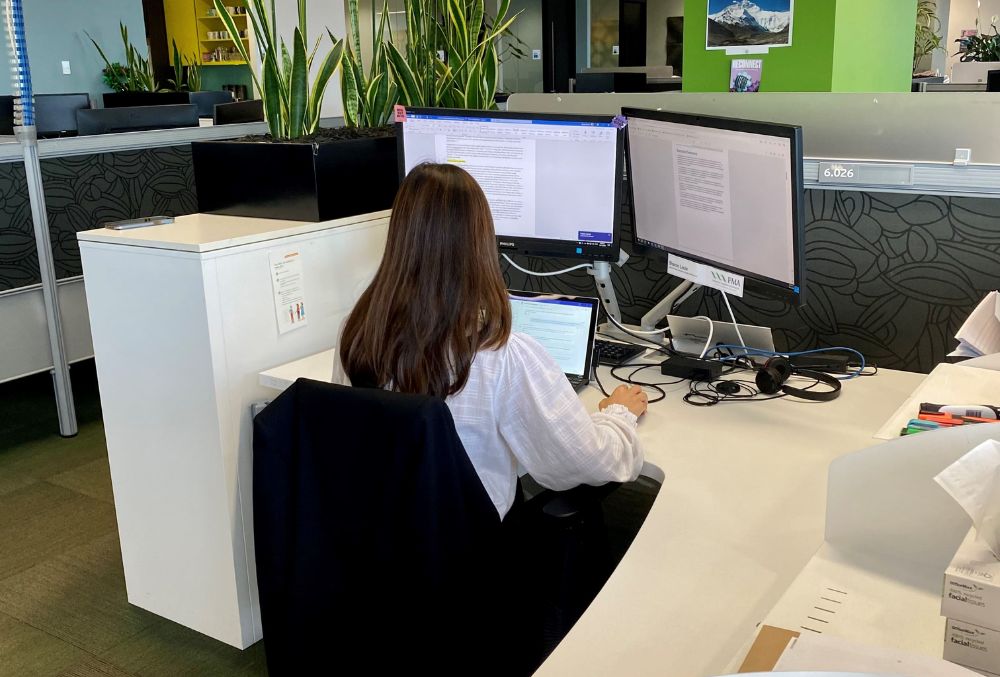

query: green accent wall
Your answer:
[683,0,914,93]
[831,0,917,92]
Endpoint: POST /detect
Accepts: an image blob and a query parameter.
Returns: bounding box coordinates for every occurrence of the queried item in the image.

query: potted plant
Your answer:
[913,0,943,74]
[192,0,400,221]
[90,23,190,107]
[192,0,520,222]
[952,18,1000,83]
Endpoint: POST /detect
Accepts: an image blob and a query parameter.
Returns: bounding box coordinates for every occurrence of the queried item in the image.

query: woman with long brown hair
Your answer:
[336,163,646,517]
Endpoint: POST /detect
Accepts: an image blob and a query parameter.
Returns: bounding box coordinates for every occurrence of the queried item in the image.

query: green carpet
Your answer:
[0,361,268,677]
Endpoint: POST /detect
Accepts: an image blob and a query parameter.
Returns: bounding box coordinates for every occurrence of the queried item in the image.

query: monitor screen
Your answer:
[509,294,596,377]
[398,108,624,261]
[624,108,805,302]
[35,93,91,137]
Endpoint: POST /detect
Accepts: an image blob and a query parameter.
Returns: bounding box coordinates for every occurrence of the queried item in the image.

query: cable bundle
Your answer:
[4,0,33,127]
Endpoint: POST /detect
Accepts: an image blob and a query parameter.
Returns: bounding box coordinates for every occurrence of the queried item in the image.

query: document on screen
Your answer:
[672,144,734,262]
[434,136,537,236]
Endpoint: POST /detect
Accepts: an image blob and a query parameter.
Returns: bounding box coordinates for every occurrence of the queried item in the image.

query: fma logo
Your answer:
[709,270,742,287]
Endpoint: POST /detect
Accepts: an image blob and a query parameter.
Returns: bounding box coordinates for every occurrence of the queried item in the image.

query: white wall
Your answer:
[502,0,544,93]
[274,0,348,118]
[946,0,1000,76]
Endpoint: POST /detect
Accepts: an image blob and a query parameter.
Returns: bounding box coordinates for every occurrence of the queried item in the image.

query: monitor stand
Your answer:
[590,259,697,343]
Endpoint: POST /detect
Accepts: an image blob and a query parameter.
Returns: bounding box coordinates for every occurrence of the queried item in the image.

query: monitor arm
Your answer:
[640,280,698,331]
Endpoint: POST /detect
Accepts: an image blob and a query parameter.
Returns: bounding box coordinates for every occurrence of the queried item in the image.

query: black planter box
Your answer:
[103,92,190,108]
[191,135,399,222]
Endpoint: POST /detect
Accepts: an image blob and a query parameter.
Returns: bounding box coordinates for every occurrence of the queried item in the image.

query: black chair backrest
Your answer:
[252,379,507,675]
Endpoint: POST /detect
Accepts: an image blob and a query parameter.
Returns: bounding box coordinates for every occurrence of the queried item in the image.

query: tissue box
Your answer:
[944,529,1000,629]
[945,618,1000,676]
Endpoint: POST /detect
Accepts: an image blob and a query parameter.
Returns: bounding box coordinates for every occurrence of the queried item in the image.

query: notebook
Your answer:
[508,291,600,390]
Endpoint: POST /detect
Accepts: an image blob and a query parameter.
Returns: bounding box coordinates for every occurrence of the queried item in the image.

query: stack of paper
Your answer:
[951,291,1000,358]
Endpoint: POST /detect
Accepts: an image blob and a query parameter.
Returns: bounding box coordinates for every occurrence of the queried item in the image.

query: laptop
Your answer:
[509,291,600,390]
[666,315,775,359]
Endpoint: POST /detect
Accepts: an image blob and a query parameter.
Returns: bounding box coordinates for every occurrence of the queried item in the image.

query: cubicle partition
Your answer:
[506,92,1000,373]
[0,122,267,385]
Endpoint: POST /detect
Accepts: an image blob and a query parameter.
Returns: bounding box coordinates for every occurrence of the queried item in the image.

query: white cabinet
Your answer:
[78,211,388,648]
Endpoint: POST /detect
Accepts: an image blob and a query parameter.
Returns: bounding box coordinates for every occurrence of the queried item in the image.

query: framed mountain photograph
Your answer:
[707,0,793,49]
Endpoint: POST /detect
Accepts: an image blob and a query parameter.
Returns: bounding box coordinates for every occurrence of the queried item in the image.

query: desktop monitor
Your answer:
[35,93,91,138]
[190,90,235,118]
[988,69,1000,92]
[213,99,264,125]
[77,104,199,136]
[397,108,625,261]
[623,107,806,303]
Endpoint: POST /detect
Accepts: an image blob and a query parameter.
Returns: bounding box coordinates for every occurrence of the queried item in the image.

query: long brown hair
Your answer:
[340,163,512,398]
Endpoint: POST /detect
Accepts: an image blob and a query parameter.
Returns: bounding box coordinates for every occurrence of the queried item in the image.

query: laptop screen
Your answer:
[509,294,597,377]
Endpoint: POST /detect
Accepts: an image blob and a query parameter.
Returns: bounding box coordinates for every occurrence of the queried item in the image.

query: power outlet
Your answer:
[531,49,541,61]
[612,45,620,55]
[61,60,71,75]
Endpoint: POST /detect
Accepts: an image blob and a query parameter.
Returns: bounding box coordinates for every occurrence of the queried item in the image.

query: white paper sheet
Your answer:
[269,248,308,335]
[936,440,1000,558]
[955,291,1000,356]
[774,632,979,676]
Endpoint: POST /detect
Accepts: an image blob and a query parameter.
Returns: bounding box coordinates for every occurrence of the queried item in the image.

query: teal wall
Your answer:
[199,65,254,96]
[1,0,146,104]
[683,0,837,92]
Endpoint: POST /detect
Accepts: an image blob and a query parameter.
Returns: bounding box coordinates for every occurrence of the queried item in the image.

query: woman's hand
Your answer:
[599,384,648,418]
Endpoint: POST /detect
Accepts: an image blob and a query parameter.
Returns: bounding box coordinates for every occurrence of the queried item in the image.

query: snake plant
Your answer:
[88,23,158,93]
[340,0,398,128]
[214,0,344,139]
[386,0,520,111]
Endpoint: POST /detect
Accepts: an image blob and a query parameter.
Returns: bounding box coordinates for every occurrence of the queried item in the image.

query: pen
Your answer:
[920,402,1000,420]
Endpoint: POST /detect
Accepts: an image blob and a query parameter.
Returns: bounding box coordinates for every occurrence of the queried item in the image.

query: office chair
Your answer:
[253,378,624,676]
[253,379,512,676]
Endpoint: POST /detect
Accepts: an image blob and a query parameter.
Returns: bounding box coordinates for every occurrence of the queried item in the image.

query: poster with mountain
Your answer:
[707,0,793,50]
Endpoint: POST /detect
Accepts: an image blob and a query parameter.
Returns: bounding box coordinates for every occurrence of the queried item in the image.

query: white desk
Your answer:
[259,350,925,676]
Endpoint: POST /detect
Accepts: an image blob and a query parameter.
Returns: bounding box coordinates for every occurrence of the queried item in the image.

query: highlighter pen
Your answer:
[917,413,963,426]
[918,411,1000,425]
[920,402,1000,420]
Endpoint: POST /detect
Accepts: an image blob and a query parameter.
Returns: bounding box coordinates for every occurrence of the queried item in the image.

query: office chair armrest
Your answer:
[539,482,620,520]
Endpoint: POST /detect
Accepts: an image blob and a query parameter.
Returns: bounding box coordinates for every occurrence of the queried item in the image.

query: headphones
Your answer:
[754,356,841,402]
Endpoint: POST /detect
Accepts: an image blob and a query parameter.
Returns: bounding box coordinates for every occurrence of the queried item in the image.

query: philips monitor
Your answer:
[35,93,91,138]
[398,108,625,261]
[77,104,199,136]
[623,107,806,303]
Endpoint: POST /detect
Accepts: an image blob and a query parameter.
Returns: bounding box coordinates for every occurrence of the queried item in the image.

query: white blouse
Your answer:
[333,332,645,517]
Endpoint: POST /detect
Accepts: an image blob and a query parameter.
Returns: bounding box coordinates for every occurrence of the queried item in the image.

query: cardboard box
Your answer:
[738,625,799,672]
[946,618,1000,676]
[944,529,1000,629]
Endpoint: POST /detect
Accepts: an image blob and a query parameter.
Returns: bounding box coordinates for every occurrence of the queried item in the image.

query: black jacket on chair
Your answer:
[252,378,508,675]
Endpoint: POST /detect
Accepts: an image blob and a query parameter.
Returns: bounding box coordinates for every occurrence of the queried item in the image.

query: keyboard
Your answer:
[595,339,645,366]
